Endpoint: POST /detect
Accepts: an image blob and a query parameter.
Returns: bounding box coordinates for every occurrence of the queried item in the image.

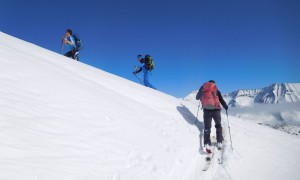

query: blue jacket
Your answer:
[66,36,76,50]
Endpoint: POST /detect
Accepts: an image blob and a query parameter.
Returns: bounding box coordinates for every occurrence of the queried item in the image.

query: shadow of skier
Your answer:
[176,105,205,155]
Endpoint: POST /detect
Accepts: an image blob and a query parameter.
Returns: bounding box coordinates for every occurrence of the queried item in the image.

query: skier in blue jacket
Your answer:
[63,29,78,60]
[133,55,157,90]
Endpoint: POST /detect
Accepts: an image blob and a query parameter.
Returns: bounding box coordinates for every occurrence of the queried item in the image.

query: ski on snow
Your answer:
[202,137,224,171]
[202,137,216,171]
[216,145,224,164]
[202,145,215,171]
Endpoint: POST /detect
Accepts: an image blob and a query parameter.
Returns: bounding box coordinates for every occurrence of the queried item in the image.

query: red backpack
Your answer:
[201,82,221,110]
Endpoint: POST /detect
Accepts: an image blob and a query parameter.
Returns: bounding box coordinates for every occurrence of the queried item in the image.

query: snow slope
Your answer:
[1,32,300,180]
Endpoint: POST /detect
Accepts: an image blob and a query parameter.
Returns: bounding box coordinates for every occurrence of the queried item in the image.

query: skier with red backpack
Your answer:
[196,80,228,152]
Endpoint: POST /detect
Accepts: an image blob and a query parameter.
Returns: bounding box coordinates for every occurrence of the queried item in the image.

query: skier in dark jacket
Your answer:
[196,80,228,152]
[133,55,156,90]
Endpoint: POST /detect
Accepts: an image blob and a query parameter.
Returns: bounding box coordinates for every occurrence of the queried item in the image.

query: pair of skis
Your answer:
[202,138,223,171]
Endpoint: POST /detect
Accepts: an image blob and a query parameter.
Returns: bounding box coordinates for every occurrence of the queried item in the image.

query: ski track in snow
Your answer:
[1,32,300,180]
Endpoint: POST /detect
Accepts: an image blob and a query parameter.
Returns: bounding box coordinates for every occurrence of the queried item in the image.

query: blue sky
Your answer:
[1,0,300,97]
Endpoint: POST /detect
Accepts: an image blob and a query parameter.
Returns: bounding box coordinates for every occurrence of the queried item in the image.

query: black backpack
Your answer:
[72,34,82,50]
[144,54,154,70]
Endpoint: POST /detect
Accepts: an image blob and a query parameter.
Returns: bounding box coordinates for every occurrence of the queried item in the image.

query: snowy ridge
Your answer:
[185,83,300,107]
[222,84,300,135]
[224,83,300,107]
[1,32,300,180]
[184,90,198,102]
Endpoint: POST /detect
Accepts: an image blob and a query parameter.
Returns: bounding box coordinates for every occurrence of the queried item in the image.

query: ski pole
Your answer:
[226,110,233,150]
[60,36,65,54]
[195,100,201,124]
[133,66,144,85]
[133,73,143,85]
[60,42,64,54]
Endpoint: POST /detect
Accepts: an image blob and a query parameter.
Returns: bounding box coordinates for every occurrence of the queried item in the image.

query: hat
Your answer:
[66,29,73,35]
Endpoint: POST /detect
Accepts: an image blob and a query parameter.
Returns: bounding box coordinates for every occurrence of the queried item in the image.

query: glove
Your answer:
[132,71,137,75]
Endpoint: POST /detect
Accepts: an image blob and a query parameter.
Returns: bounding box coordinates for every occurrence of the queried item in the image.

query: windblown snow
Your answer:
[0,32,300,180]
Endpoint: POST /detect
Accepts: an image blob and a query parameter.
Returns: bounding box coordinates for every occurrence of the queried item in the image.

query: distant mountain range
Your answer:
[185,83,300,107]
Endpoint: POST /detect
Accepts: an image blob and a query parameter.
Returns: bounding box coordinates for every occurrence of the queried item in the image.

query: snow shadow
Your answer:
[177,105,205,154]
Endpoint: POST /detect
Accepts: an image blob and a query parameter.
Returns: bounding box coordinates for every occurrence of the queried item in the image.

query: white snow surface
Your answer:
[1,32,300,180]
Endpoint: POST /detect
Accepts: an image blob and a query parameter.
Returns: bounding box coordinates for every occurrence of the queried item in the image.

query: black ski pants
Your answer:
[203,109,223,145]
[64,48,78,60]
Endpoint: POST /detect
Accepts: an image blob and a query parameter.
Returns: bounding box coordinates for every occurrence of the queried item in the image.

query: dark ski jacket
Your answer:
[135,58,150,73]
[196,87,228,110]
